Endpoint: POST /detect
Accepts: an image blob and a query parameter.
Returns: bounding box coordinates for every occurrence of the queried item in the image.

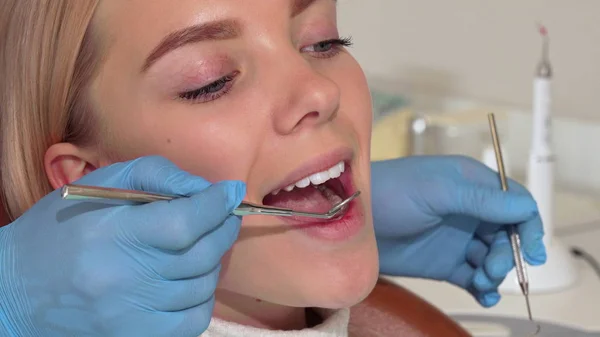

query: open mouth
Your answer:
[262,161,352,217]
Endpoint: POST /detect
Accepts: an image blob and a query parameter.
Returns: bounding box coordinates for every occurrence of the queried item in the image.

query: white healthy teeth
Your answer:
[309,171,330,185]
[327,165,342,179]
[295,177,311,188]
[271,161,346,195]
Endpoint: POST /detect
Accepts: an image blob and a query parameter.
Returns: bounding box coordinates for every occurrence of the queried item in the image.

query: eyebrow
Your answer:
[142,19,241,72]
[142,0,336,72]
[292,0,335,17]
[291,0,319,17]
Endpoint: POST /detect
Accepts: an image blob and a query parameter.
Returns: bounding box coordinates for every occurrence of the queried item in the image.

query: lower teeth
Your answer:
[315,184,343,205]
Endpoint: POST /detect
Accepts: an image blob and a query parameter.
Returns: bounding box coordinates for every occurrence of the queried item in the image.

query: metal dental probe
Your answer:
[61,184,360,220]
[487,113,539,335]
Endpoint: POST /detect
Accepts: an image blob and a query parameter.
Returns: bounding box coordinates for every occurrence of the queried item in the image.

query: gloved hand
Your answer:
[371,155,546,307]
[0,156,245,337]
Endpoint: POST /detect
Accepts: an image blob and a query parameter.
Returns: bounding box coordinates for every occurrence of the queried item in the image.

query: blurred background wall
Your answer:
[338,0,600,120]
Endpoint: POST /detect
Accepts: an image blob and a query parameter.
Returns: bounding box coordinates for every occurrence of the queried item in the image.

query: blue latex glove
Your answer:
[0,156,245,337]
[371,155,547,307]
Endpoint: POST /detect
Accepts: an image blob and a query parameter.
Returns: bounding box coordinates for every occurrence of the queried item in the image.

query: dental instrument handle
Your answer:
[509,225,532,320]
[488,113,533,321]
[60,184,295,217]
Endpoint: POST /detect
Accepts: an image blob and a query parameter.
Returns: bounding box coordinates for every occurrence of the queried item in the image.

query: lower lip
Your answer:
[275,167,366,242]
[298,201,365,241]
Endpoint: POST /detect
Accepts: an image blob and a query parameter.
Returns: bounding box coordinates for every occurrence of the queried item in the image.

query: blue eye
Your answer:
[313,41,335,52]
[179,72,239,103]
[302,36,353,58]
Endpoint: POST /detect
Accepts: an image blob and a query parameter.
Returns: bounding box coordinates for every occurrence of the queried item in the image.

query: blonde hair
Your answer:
[0,0,102,220]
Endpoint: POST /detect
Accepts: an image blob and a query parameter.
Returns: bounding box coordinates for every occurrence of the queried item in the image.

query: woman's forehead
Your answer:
[94,0,335,27]
[92,0,337,74]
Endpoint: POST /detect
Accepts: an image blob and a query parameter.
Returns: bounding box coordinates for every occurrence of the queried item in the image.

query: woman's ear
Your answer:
[44,143,100,190]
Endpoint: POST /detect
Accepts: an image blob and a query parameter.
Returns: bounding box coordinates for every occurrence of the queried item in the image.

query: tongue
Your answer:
[263,185,342,213]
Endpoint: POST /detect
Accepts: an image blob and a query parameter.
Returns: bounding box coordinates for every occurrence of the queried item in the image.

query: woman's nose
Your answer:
[271,62,341,135]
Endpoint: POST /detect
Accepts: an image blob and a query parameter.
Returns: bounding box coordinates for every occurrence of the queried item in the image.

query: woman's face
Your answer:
[86,0,377,313]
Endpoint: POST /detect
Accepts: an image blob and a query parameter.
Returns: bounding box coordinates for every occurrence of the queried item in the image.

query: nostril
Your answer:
[294,111,321,128]
[305,111,319,120]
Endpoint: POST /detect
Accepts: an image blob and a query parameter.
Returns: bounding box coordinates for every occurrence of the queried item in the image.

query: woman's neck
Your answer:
[213,289,309,330]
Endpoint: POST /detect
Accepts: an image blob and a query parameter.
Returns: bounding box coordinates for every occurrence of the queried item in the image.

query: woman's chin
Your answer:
[303,243,380,309]
[218,212,380,311]
[314,270,379,309]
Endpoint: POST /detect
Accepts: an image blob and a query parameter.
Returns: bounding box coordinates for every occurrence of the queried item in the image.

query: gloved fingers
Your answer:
[453,184,539,224]
[459,156,528,193]
[153,217,241,280]
[447,262,502,307]
[475,230,495,246]
[124,181,245,251]
[123,156,213,196]
[470,231,517,308]
[516,213,547,265]
[74,156,210,196]
[147,267,220,312]
[472,267,503,295]
[163,295,216,337]
[483,230,515,281]
[447,262,475,289]
[480,291,501,307]
[467,284,502,308]
[76,155,242,201]
[466,239,489,268]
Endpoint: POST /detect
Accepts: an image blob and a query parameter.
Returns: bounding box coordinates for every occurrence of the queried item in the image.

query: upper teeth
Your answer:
[273,161,345,195]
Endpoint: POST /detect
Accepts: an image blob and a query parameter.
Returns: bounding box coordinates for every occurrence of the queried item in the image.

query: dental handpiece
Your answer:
[487,113,536,327]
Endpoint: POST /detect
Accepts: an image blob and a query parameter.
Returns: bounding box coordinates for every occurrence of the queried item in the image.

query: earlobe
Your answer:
[44,143,99,190]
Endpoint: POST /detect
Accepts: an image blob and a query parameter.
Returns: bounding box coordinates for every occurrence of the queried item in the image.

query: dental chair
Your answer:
[349,278,472,337]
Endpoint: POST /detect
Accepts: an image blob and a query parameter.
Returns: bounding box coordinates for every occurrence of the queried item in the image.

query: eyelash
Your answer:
[178,36,354,104]
[302,36,354,58]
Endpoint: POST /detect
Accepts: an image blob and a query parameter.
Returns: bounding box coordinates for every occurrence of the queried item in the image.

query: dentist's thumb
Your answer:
[445,184,540,224]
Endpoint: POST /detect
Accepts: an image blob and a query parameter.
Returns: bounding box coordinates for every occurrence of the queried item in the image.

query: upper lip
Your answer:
[261,147,353,198]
